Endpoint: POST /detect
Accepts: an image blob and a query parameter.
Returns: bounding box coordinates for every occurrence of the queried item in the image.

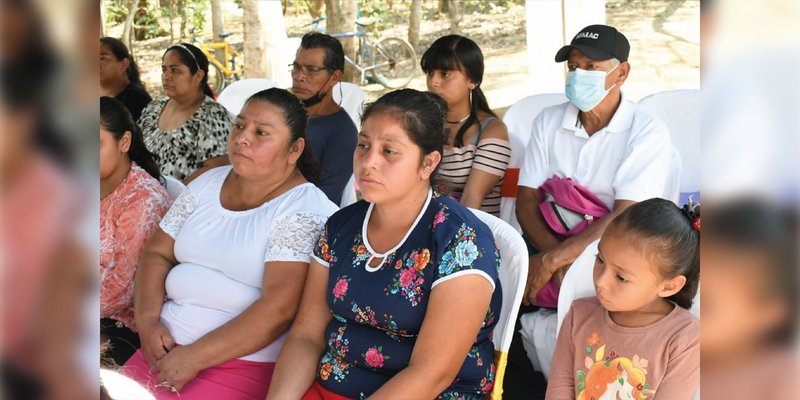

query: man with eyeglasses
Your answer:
[508,24,677,394]
[290,33,358,205]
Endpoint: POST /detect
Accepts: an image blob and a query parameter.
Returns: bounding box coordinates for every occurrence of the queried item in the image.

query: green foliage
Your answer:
[462,0,522,15]
[358,0,412,32]
[359,0,389,25]
[189,0,209,32]
[105,2,129,24]
[134,7,165,40]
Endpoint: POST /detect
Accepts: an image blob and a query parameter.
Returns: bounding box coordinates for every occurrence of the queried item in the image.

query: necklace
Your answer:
[445,113,470,124]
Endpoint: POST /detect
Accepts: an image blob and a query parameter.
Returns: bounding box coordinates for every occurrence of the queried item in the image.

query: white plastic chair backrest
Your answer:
[500,93,568,232]
[556,239,600,337]
[667,146,683,205]
[556,238,701,336]
[217,78,280,118]
[332,82,365,131]
[163,176,186,200]
[502,93,568,169]
[340,174,358,208]
[638,89,700,196]
[469,208,528,400]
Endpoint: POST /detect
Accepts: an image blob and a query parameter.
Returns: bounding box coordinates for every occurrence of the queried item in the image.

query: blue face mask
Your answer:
[565,65,618,112]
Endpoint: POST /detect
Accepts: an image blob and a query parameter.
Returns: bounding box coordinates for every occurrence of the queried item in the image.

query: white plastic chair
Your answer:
[500,93,568,232]
[339,174,358,208]
[162,175,186,200]
[332,82,366,131]
[469,208,528,400]
[667,147,683,205]
[217,78,280,118]
[638,89,700,205]
[556,239,601,336]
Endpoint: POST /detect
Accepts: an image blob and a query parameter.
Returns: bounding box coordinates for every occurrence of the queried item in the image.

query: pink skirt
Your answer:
[121,349,274,399]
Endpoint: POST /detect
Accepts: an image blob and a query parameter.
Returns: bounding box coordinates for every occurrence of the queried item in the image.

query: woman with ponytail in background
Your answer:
[123,88,337,399]
[100,37,152,121]
[100,96,171,366]
[421,35,511,216]
[139,43,232,183]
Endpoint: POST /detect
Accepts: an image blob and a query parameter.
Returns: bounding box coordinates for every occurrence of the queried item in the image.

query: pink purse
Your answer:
[534,176,610,308]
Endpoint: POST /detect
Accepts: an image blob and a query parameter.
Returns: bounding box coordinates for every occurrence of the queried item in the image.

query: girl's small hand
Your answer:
[153,345,201,393]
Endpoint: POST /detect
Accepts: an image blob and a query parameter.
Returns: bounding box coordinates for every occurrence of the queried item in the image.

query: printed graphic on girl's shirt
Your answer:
[576,332,654,400]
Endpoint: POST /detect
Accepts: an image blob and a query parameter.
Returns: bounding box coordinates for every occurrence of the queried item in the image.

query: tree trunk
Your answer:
[262,0,291,84]
[447,0,462,35]
[179,0,187,39]
[211,0,225,62]
[408,0,422,51]
[167,0,176,42]
[439,0,448,16]
[243,0,289,83]
[242,0,266,79]
[122,0,136,48]
[324,0,335,35]
[100,2,106,37]
[325,0,357,83]
[308,0,325,19]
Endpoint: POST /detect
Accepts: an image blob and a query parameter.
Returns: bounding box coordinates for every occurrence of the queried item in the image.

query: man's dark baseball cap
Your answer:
[555,24,630,62]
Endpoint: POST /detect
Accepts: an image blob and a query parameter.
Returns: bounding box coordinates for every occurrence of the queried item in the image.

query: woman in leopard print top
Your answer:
[139,43,232,182]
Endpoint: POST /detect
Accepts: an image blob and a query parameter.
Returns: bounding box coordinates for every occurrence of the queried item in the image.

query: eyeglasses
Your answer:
[289,62,329,76]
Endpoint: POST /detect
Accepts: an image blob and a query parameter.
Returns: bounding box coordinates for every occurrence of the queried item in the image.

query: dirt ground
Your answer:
[107,0,699,117]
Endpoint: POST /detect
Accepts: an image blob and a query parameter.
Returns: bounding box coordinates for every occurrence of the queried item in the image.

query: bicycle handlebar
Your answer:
[307,16,327,26]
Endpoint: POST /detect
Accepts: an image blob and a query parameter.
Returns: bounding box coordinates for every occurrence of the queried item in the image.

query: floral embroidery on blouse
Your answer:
[332,276,350,302]
[384,248,429,306]
[319,325,352,383]
[362,346,390,369]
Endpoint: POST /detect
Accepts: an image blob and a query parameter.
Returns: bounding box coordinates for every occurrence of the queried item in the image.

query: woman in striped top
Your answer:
[421,35,511,216]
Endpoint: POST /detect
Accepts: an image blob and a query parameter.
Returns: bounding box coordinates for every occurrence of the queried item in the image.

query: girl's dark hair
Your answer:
[705,200,797,344]
[420,35,497,148]
[244,88,321,183]
[361,89,448,176]
[163,43,214,98]
[100,36,144,88]
[610,198,700,309]
[100,96,161,180]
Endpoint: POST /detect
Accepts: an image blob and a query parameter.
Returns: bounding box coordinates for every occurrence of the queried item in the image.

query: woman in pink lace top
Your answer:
[101,97,171,365]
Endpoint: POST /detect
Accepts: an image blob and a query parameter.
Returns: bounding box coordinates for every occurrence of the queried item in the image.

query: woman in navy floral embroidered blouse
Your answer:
[269,89,502,400]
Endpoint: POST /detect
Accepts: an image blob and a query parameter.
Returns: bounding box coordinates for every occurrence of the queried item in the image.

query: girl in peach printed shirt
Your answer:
[100,97,171,365]
[547,199,700,400]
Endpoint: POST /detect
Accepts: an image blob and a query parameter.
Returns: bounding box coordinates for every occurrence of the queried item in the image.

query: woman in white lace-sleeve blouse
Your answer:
[121,88,337,399]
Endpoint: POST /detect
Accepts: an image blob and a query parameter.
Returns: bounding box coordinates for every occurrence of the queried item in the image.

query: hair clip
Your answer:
[682,199,700,231]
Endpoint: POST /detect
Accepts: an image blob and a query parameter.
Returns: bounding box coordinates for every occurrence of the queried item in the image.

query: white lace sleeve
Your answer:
[158,189,197,238]
[264,212,328,263]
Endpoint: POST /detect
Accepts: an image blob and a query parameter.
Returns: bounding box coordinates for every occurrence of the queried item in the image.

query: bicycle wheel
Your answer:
[207,62,227,96]
[369,37,416,89]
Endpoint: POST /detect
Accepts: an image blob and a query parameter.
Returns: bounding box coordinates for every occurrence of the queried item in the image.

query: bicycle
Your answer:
[305,16,417,89]
[191,28,243,94]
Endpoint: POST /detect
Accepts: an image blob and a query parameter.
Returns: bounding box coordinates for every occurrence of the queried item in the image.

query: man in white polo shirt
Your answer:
[516,24,675,307]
